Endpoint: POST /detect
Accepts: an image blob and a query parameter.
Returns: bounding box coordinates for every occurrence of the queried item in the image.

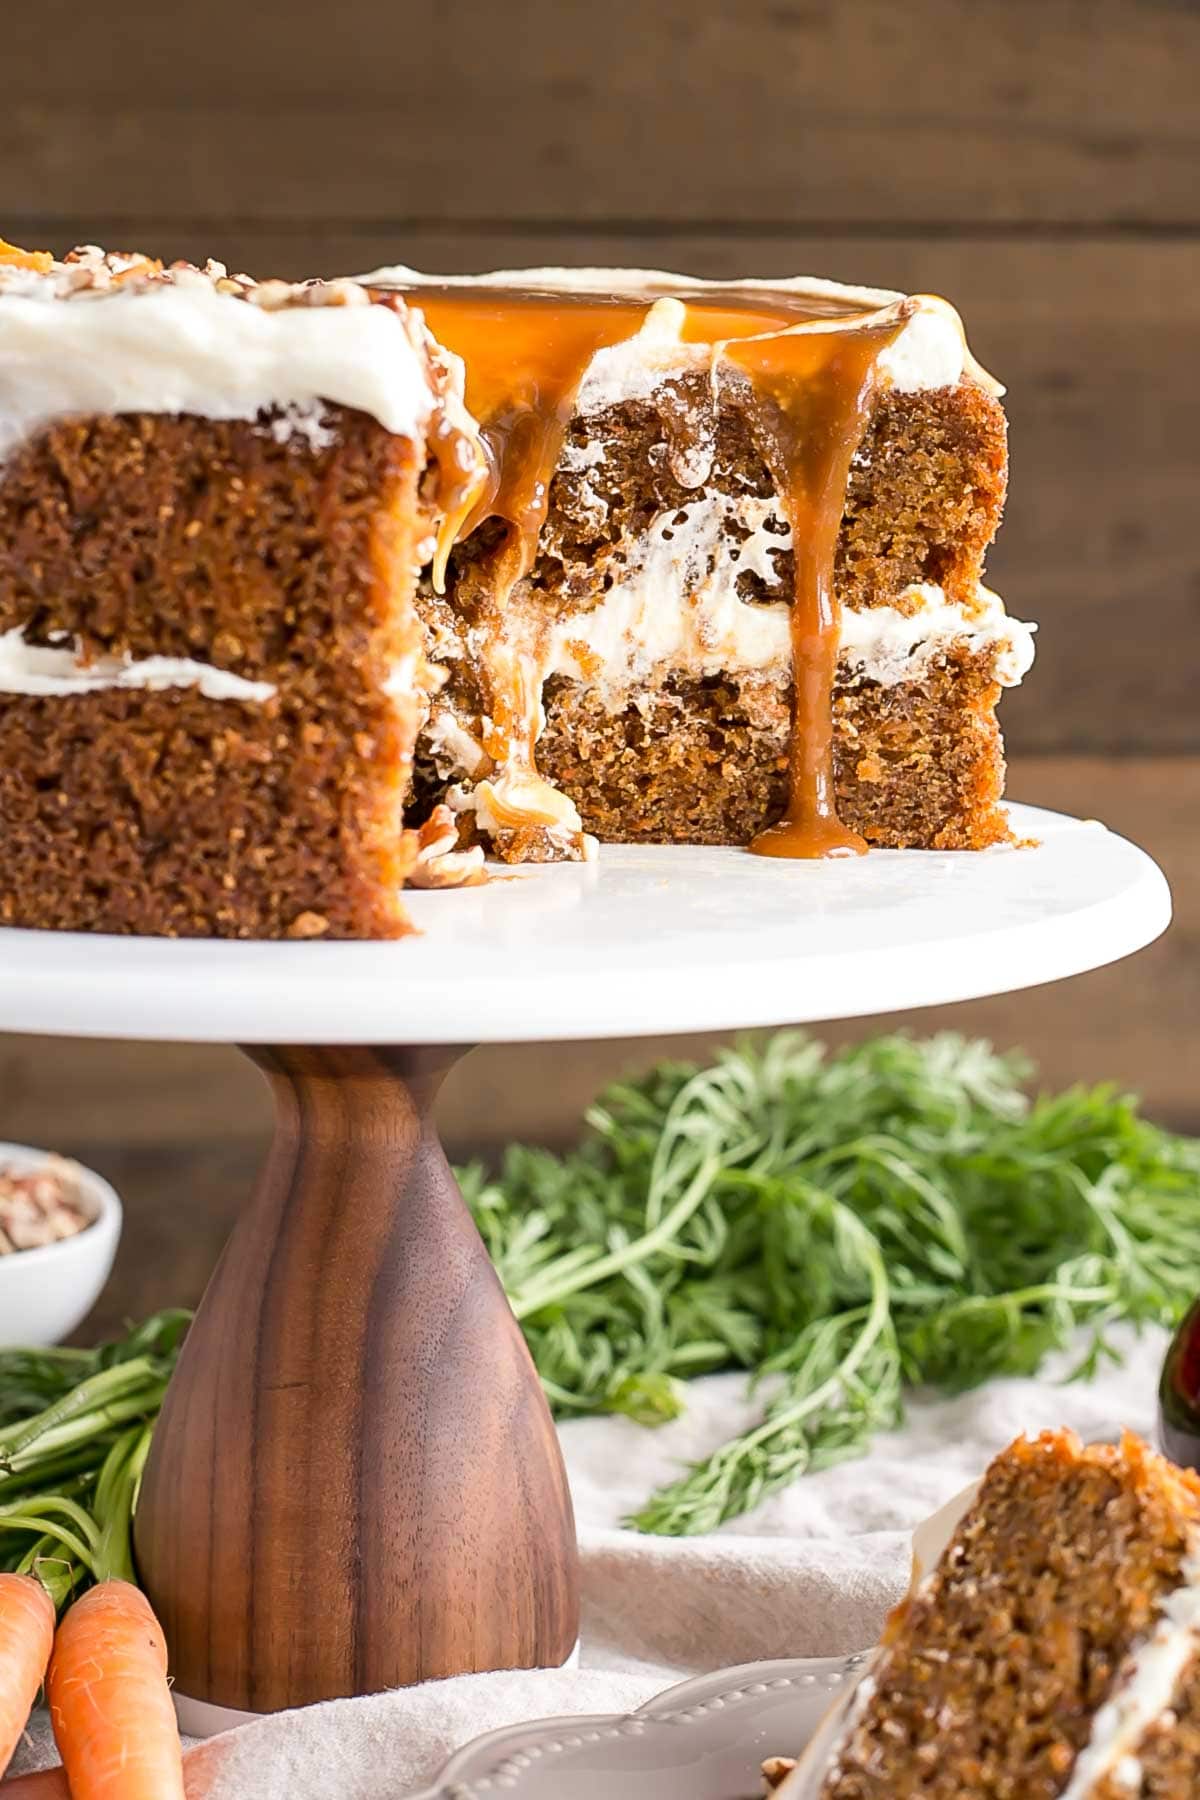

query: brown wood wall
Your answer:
[1,0,1196,1331]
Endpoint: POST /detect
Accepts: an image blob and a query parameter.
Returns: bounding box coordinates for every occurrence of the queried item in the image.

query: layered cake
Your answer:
[0,244,1034,937]
[777,1431,1200,1798]
[0,243,484,938]
[367,266,1033,865]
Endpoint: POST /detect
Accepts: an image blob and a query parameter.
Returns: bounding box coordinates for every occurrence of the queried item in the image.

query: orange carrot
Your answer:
[0,1574,55,1779]
[46,1580,184,1800]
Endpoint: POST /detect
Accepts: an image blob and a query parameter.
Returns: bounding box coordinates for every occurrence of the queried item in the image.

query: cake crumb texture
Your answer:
[820,1431,1200,1800]
[0,408,430,938]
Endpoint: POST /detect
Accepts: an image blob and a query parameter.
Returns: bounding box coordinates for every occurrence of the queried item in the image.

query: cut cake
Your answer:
[0,245,1035,937]
[776,1431,1200,1799]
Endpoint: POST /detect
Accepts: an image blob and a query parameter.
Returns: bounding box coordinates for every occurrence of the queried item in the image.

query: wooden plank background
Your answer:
[0,0,1195,1332]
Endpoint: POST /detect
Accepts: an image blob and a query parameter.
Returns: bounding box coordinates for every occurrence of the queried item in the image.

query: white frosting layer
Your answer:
[536,495,1034,701]
[425,708,487,776]
[358,263,994,408]
[0,282,433,457]
[0,628,276,702]
[842,585,1036,688]
[1060,1539,1200,1799]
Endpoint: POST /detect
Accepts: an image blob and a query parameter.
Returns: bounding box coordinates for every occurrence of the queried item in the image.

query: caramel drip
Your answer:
[413,294,664,810]
[415,294,653,603]
[724,311,909,860]
[380,282,915,857]
[678,302,810,343]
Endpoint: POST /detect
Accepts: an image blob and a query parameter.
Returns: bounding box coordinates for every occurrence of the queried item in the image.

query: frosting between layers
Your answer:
[0,628,277,702]
[0,279,434,457]
[534,491,1034,702]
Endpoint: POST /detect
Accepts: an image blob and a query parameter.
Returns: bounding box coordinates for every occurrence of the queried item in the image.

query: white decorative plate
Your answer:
[408,1655,866,1800]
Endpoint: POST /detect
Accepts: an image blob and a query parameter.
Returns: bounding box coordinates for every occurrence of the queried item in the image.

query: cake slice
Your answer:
[0,245,483,938]
[363,266,1034,864]
[785,1431,1200,1798]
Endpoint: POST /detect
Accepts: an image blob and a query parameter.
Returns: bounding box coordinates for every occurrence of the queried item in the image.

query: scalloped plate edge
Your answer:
[408,1653,869,1799]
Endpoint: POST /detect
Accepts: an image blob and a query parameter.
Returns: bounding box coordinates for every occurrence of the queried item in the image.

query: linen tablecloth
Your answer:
[13,1323,1169,1795]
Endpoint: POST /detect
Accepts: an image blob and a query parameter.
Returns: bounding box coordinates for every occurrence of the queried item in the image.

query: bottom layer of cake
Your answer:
[0,686,415,939]
[473,647,1011,857]
[2,649,1011,941]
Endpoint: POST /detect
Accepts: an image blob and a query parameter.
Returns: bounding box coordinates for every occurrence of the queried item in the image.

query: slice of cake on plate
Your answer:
[776,1430,1200,1798]
[362,267,1034,864]
[0,244,483,938]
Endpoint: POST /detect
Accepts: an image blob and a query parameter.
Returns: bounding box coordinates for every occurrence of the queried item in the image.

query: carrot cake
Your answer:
[0,245,1034,938]
[363,265,1033,865]
[0,243,484,938]
[777,1431,1200,1798]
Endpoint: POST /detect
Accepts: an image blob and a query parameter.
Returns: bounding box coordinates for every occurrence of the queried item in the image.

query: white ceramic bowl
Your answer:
[0,1142,122,1346]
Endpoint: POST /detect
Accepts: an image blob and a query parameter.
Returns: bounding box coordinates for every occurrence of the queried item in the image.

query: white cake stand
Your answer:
[0,803,1170,1721]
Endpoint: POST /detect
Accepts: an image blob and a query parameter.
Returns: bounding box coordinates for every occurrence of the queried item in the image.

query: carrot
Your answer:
[46,1580,184,1800]
[0,1574,55,1778]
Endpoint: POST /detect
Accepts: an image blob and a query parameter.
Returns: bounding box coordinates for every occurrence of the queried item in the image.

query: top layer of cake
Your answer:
[0,243,480,481]
[359,262,1000,402]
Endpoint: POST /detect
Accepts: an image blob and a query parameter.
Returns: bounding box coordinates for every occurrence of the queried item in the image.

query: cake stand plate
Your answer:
[0,805,1170,1721]
[0,806,1171,1042]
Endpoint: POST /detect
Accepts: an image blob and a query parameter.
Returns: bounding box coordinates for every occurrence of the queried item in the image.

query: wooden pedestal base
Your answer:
[133,1046,579,1713]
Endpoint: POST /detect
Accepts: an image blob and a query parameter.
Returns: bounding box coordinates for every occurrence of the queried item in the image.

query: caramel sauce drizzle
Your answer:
[726,311,909,858]
[387,282,911,858]
[417,295,653,599]
[413,294,656,801]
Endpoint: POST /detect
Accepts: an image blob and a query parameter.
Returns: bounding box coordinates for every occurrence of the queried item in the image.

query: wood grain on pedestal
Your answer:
[133,1046,578,1711]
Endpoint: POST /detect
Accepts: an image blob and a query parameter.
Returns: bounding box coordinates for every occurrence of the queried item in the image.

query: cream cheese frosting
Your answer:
[534,491,1035,703]
[0,628,277,703]
[0,275,434,458]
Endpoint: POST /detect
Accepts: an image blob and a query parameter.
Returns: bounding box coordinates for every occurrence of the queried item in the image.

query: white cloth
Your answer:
[12,1324,1169,1795]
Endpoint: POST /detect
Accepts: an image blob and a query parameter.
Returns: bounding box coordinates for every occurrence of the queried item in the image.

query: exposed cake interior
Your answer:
[361,264,1032,863]
[0,246,1033,938]
[0,245,484,937]
[798,1431,1200,1800]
